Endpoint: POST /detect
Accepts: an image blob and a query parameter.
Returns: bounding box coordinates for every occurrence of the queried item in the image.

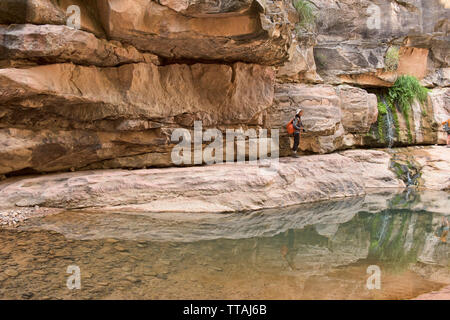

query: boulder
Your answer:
[95,0,294,65]
[0,62,274,174]
[0,62,274,126]
[269,83,377,154]
[430,88,450,144]
[0,24,160,68]
[0,148,413,212]
[1,146,446,214]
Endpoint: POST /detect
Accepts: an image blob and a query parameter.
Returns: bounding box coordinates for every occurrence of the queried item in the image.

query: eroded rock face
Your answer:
[312,0,450,86]
[0,0,65,25]
[0,61,274,174]
[0,24,160,67]
[0,0,294,65]
[0,146,447,214]
[406,146,450,191]
[96,0,293,64]
[270,83,378,154]
[0,62,274,125]
[0,0,448,175]
[276,38,322,83]
[430,88,450,145]
[0,127,173,174]
[0,148,408,212]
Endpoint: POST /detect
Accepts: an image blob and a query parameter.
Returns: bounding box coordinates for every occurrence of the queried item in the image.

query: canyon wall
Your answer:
[0,0,449,175]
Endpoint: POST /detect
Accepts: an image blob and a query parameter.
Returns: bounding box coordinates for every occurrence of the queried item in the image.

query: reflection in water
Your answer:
[0,191,448,299]
[280,229,297,271]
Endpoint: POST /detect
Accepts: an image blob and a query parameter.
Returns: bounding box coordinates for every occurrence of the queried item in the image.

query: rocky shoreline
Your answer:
[0,146,448,227]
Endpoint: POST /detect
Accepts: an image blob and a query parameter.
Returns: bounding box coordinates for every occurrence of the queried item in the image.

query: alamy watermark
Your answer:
[366,265,381,290]
[170,121,280,177]
[366,4,381,30]
[66,265,81,290]
[66,5,81,30]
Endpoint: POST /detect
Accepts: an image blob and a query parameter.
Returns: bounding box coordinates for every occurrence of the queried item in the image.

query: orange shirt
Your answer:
[442,119,450,126]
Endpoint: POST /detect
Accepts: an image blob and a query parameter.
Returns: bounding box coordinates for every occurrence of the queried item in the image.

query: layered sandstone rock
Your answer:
[430,88,450,144]
[392,146,450,191]
[0,0,295,65]
[0,146,448,215]
[270,83,378,154]
[0,61,274,174]
[276,38,322,83]
[0,149,391,212]
[0,62,274,123]
[0,0,448,175]
[311,0,450,86]
[99,0,293,64]
[0,24,160,68]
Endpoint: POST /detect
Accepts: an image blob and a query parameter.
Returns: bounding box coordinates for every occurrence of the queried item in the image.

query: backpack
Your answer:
[286,118,295,134]
[444,122,450,132]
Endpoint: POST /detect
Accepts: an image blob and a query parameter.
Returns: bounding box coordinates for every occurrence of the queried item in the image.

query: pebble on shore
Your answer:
[0,207,62,228]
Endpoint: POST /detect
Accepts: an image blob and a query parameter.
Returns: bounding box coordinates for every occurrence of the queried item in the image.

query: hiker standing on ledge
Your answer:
[442,119,450,147]
[288,108,306,158]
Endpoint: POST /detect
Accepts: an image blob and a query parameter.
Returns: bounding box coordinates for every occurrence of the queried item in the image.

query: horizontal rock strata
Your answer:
[0,147,448,215]
[0,0,448,173]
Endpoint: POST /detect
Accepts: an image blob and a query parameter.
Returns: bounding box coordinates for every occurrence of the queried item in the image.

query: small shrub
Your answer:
[378,101,387,115]
[388,75,429,116]
[293,0,316,31]
[384,46,400,72]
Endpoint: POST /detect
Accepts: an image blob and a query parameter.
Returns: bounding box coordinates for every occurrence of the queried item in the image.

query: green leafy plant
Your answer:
[377,100,387,142]
[384,46,400,72]
[293,0,316,31]
[388,75,429,143]
[378,101,387,115]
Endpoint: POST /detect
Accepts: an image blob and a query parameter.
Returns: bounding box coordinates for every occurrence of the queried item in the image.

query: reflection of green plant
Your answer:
[390,159,422,186]
[391,162,405,179]
[388,75,429,143]
[384,46,400,71]
[293,0,316,31]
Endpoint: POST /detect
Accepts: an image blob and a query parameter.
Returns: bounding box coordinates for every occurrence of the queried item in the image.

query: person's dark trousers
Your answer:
[292,131,300,152]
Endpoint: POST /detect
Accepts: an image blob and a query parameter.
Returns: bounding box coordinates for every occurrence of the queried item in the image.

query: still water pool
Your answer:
[0,190,449,299]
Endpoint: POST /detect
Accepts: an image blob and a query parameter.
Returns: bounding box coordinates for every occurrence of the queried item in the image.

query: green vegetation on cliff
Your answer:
[377,101,387,143]
[384,46,400,72]
[388,75,429,143]
[293,0,316,31]
[376,95,400,144]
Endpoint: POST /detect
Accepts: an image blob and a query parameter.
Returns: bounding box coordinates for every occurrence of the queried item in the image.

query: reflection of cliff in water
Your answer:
[18,190,449,269]
[2,190,448,299]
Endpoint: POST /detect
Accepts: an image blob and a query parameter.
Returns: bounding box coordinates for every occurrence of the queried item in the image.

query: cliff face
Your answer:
[0,0,448,175]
